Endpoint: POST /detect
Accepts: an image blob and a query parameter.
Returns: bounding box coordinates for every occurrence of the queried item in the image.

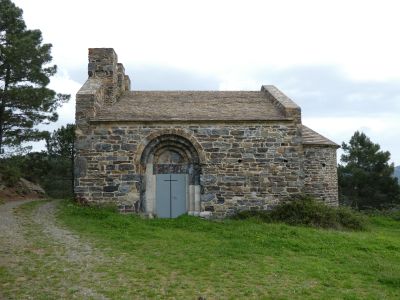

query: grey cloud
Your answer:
[125,64,220,90]
[252,66,400,118]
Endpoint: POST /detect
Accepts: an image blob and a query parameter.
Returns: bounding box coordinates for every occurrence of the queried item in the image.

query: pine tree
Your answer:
[338,131,400,209]
[0,0,70,154]
[46,124,75,159]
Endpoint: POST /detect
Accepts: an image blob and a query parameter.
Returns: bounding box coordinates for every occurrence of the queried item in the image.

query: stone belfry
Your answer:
[75,48,131,134]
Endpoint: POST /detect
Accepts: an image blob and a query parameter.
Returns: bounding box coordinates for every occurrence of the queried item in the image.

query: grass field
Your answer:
[55,200,400,299]
[1,199,399,299]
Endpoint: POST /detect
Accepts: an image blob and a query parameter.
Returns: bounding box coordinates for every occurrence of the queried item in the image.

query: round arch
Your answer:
[138,132,202,217]
[135,128,205,167]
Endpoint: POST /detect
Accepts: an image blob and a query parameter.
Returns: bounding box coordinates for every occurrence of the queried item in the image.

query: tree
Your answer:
[46,124,75,159]
[338,131,400,209]
[0,0,69,155]
[46,124,75,195]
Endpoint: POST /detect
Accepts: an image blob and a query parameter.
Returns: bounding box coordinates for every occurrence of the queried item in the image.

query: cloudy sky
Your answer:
[14,0,400,164]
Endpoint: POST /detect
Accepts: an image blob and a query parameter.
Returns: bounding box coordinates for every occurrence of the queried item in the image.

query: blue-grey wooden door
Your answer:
[156,174,186,218]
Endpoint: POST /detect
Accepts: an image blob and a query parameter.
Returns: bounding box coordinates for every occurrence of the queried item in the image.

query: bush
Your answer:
[233,196,367,230]
[335,206,368,230]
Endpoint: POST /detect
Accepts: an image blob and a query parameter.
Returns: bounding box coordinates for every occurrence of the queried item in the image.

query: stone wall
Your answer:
[74,48,339,217]
[75,48,132,201]
[75,122,305,217]
[303,145,338,206]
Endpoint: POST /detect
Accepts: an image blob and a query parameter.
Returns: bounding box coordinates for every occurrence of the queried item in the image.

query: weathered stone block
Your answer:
[201,193,215,202]
[103,185,119,192]
[112,128,126,135]
[119,184,131,194]
[118,164,134,171]
[95,143,112,151]
[121,174,140,181]
[121,144,137,151]
[200,174,217,184]
[211,128,230,136]
[230,130,244,137]
[75,137,91,150]
[74,157,87,178]
[205,205,215,212]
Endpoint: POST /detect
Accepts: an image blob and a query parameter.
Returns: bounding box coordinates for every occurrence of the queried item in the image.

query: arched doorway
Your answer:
[139,134,201,218]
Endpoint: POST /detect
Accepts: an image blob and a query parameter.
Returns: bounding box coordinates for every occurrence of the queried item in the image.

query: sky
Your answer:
[13,0,400,165]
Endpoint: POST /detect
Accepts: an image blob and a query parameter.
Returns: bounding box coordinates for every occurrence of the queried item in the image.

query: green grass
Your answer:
[55,200,400,299]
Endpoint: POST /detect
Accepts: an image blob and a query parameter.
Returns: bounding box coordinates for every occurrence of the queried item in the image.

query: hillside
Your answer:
[0,176,46,201]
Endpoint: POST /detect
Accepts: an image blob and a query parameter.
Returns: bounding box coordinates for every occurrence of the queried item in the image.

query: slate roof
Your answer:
[93,91,287,122]
[302,125,339,147]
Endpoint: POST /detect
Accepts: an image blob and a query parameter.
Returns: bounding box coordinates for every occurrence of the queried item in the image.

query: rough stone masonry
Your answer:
[75,48,339,218]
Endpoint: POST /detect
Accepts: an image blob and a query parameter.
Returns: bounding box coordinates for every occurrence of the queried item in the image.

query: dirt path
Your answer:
[0,199,109,299]
[0,199,33,250]
[33,201,99,265]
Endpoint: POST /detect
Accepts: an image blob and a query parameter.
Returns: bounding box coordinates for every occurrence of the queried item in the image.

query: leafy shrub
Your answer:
[335,206,368,230]
[233,196,367,230]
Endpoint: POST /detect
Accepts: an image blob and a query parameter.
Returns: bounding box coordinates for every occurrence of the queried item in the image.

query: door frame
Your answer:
[139,133,202,217]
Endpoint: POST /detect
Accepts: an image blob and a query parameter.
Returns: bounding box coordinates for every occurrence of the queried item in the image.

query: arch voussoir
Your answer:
[135,129,205,166]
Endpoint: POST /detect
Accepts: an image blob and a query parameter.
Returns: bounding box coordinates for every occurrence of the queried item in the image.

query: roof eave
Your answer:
[90,117,295,124]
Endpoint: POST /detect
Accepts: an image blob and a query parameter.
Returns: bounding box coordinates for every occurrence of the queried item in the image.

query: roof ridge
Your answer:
[95,89,288,121]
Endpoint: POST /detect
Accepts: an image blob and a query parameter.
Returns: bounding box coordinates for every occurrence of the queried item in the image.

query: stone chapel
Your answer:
[75,48,339,218]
